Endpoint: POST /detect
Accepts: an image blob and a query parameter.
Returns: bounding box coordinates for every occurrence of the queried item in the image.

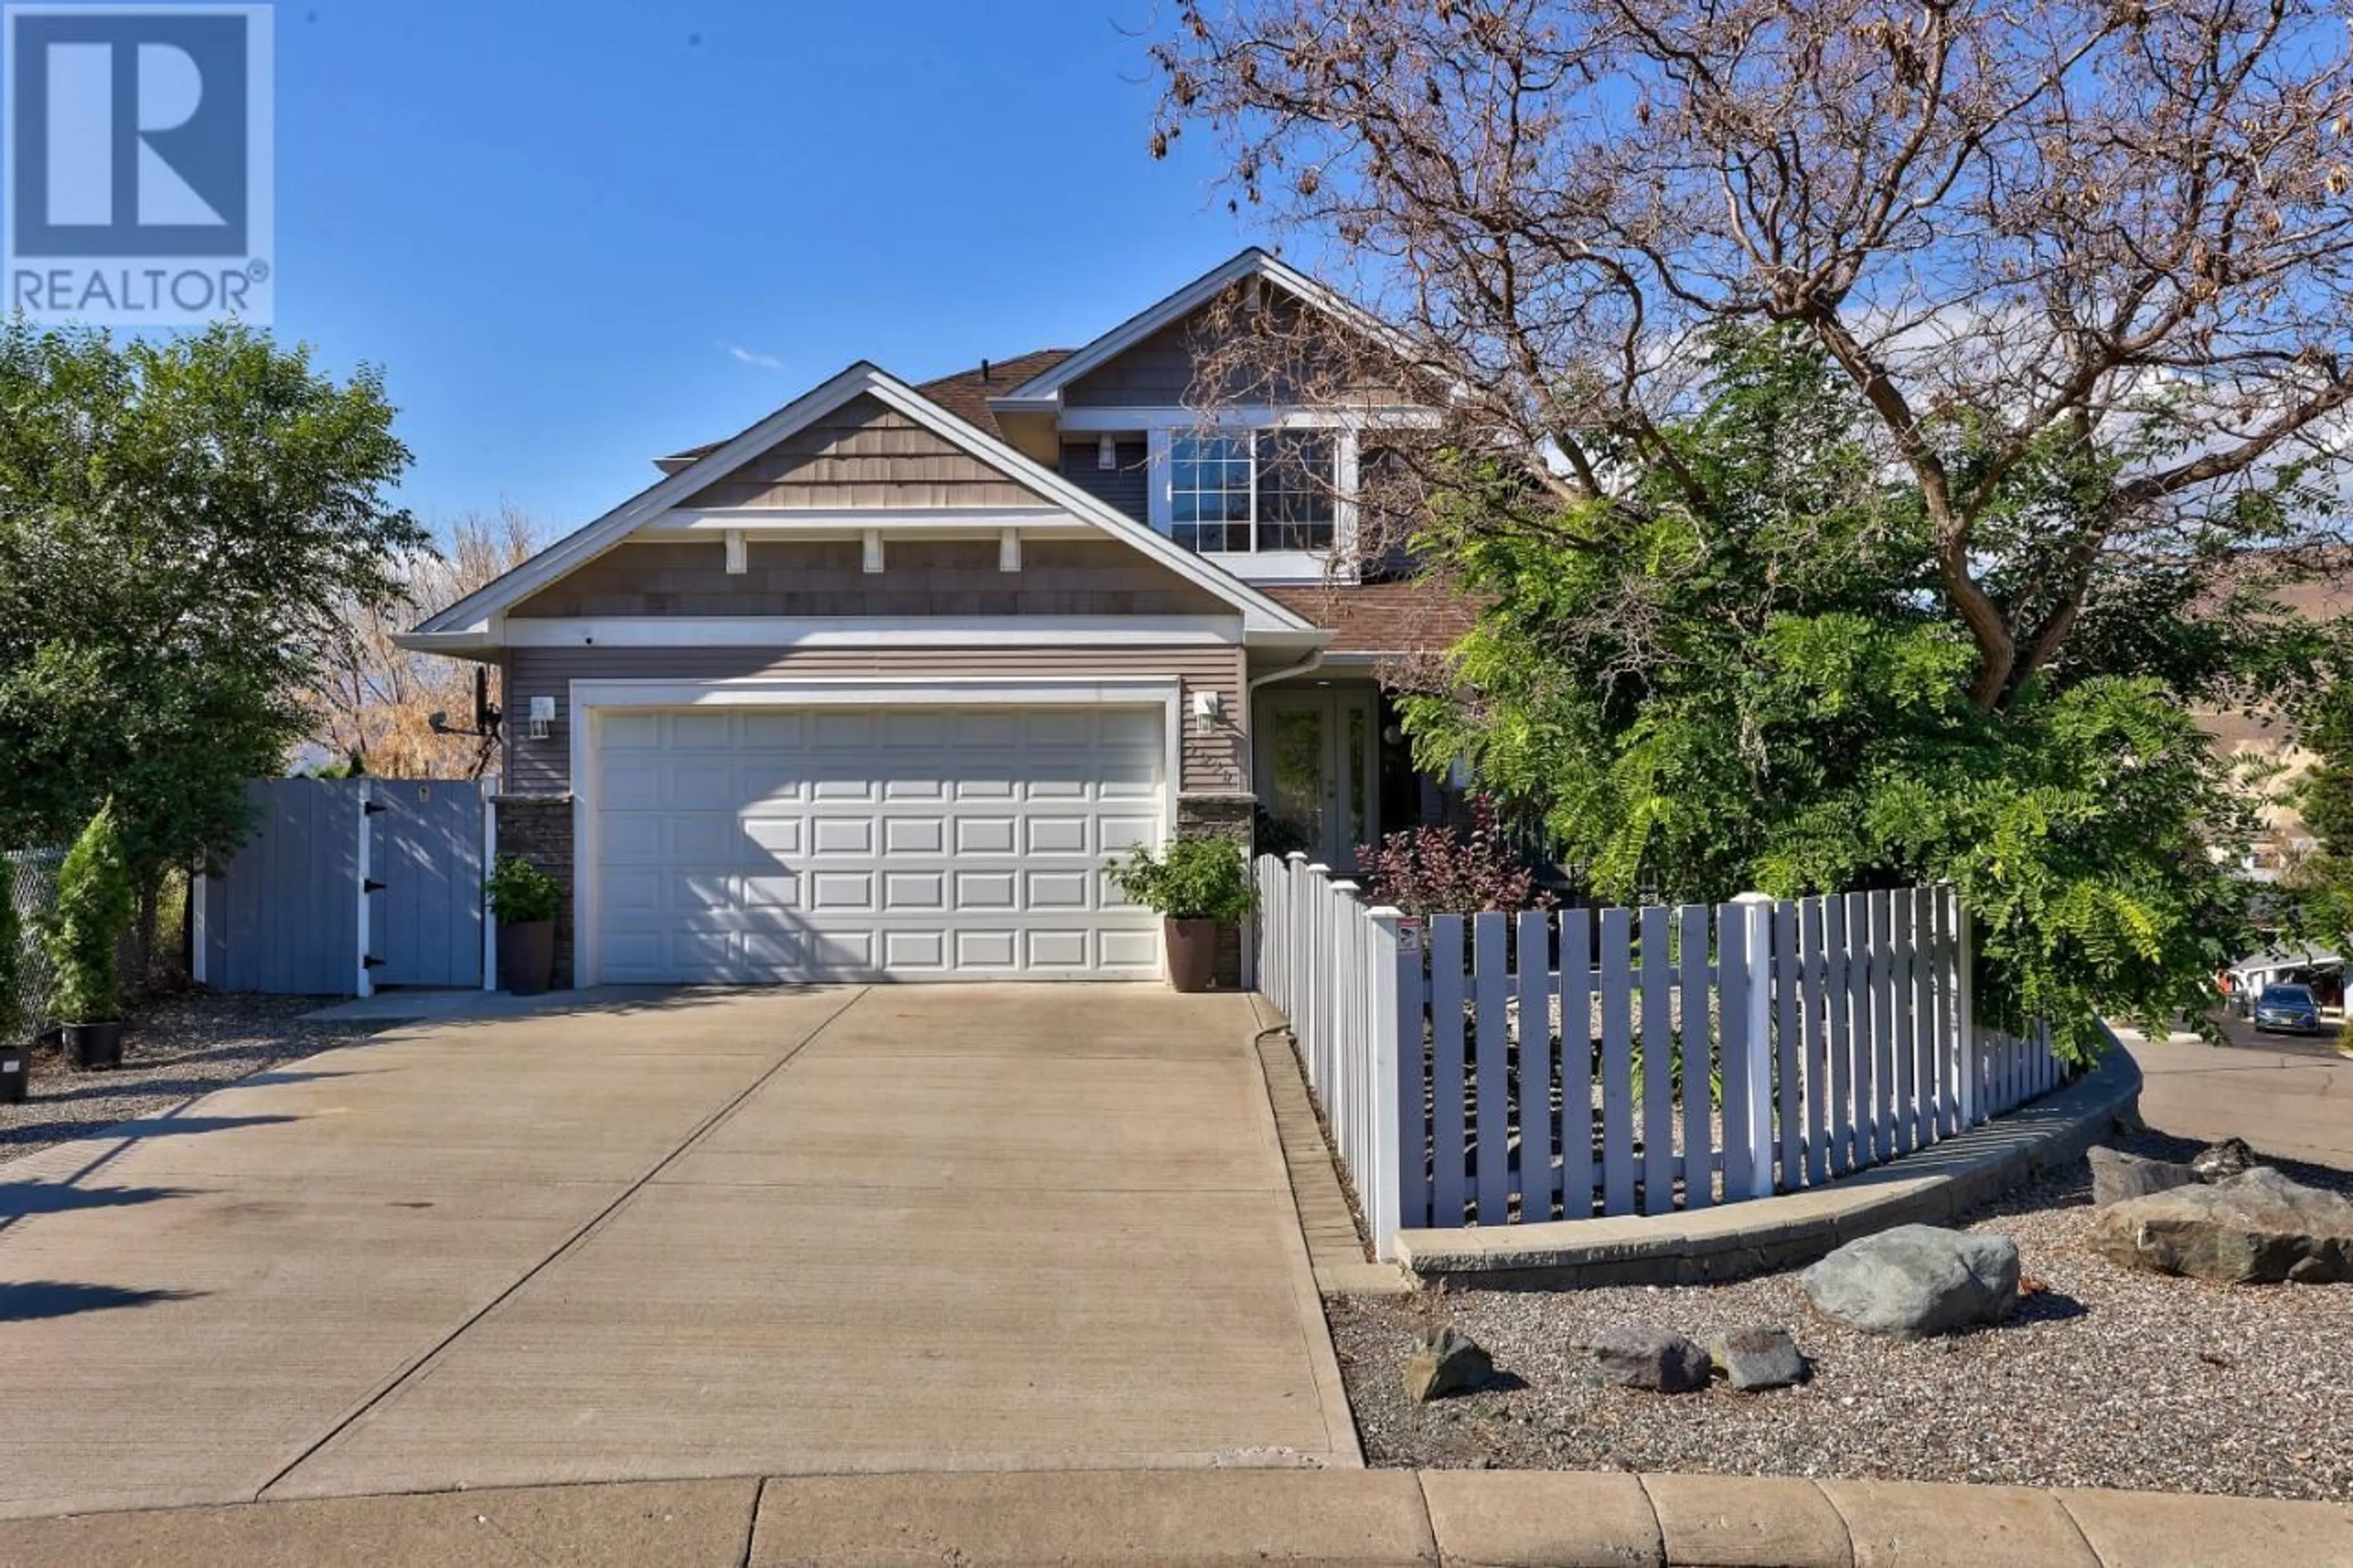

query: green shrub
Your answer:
[44,801,134,1025]
[486,855,561,925]
[1108,838,1255,922]
[0,880,22,1043]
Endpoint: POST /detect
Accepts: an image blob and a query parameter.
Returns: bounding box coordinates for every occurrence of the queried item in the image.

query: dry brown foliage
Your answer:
[306,506,539,779]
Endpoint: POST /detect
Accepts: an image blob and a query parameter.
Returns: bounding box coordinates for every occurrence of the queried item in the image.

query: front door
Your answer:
[1257,688,1377,873]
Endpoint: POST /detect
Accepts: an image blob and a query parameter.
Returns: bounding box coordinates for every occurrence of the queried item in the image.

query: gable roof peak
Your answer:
[990,246,1405,409]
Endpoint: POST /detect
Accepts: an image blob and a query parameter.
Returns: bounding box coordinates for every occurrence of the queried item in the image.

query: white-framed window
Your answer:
[1167,430,1339,554]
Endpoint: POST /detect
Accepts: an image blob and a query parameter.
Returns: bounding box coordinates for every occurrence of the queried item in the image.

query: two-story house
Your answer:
[400,249,1472,987]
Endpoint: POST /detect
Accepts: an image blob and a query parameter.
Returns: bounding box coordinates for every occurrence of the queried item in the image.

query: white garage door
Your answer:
[589,705,1166,982]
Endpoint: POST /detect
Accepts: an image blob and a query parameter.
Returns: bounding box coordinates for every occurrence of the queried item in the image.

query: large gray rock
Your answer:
[1800,1224,2021,1338]
[1588,1325,1711,1393]
[2191,1137,2259,1182]
[1708,1325,1809,1391]
[2088,1146,2197,1208]
[2087,1167,2353,1284]
[1403,1325,1493,1402]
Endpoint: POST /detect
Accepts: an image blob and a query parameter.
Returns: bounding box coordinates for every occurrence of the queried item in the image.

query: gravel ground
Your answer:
[1332,1132,2353,1501]
[1,993,386,1162]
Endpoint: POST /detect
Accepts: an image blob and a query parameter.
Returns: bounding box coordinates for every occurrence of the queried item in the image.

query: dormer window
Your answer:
[1169,431,1336,554]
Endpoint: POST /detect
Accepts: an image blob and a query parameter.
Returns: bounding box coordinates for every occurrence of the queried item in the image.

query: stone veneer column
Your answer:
[1177,792,1256,990]
[491,795,575,989]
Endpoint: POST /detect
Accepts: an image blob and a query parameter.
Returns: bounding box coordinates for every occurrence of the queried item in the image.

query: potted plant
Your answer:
[1108,837,1255,993]
[43,801,135,1070]
[0,879,26,1102]
[487,854,561,996]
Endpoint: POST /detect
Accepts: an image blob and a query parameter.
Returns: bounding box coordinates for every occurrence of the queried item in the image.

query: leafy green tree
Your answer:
[2284,665,2353,953]
[0,321,425,958]
[1398,333,2272,1061]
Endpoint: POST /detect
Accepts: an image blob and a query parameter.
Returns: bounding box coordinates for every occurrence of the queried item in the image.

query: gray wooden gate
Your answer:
[199,778,487,995]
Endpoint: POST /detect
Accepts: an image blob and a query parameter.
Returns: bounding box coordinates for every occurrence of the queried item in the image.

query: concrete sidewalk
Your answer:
[2,1469,2349,1567]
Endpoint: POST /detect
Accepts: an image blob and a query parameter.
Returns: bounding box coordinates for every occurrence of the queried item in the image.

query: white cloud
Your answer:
[726,344,784,371]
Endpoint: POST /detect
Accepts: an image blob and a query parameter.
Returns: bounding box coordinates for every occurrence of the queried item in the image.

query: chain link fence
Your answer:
[6,848,66,1031]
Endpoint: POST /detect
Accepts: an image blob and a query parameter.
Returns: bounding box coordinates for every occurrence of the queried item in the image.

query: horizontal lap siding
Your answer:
[502,644,1246,797]
[512,539,1232,619]
[1059,441,1151,525]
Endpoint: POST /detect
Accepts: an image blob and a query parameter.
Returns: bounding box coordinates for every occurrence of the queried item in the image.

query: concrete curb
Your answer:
[1,1468,2346,1567]
[1248,995,1418,1297]
[1394,1039,2143,1290]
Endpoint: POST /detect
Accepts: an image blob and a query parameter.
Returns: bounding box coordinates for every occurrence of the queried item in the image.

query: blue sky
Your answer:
[272,0,1268,532]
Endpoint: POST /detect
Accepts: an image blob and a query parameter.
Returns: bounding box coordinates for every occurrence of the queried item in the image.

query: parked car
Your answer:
[2252,983,2325,1035]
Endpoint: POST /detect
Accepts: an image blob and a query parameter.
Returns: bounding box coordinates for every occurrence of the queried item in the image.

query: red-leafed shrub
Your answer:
[1354,800,1552,917]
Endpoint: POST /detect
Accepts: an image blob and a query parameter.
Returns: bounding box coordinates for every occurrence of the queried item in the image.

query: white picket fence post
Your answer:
[1732,892,1776,1200]
[1954,889,1979,1126]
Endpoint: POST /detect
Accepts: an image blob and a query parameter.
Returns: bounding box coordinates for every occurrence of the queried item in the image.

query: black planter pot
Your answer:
[63,1020,124,1070]
[1164,917,1221,993]
[0,1042,25,1103]
[498,919,556,996]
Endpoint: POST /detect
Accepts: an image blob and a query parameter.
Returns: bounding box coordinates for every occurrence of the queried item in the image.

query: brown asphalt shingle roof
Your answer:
[913,349,1076,441]
[1266,578,1480,656]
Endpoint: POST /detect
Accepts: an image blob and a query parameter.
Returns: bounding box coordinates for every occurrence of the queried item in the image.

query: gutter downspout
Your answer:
[1243,648,1327,781]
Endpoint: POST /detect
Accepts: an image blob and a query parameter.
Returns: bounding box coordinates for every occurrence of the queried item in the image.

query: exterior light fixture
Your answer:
[1097,433,1117,470]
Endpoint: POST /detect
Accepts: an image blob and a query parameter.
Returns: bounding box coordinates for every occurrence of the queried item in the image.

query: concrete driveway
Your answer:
[0,987,1355,1520]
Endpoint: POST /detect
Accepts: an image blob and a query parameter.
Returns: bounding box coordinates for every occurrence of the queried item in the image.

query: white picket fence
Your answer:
[1253,853,2066,1260]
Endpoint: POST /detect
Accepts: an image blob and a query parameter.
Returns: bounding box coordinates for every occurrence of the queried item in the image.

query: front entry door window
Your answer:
[1259,689,1376,871]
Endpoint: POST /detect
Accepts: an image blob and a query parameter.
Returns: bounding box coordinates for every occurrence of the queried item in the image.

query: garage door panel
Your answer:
[884,930,949,970]
[594,704,1165,982]
[1025,870,1094,911]
[809,711,877,749]
[738,711,803,748]
[811,818,874,855]
[669,711,735,750]
[1023,816,1090,855]
[954,816,1017,854]
[884,872,946,911]
[1101,927,1161,969]
[744,818,803,857]
[806,871,876,911]
[884,817,945,855]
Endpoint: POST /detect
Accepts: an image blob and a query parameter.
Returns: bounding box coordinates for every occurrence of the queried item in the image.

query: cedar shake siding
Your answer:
[1058,439,1150,525]
[1063,300,1406,408]
[501,644,1248,797]
[509,539,1233,619]
[680,393,1048,510]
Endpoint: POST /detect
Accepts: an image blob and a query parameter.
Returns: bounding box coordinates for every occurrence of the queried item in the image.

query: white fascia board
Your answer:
[415,360,896,635]
[392,629,497,657]
[649,506,1073,531]
[1199,550,1360,587]
[991,248,1426,407]
[503,616,1243,648]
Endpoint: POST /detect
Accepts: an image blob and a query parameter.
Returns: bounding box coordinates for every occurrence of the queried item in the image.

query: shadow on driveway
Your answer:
[0,1282,203,1323]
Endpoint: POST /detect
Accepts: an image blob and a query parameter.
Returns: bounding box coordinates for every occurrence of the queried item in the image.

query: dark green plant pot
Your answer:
[1164,918,1219,993]
[498,920,556,996]
[63,1020,124,1070]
